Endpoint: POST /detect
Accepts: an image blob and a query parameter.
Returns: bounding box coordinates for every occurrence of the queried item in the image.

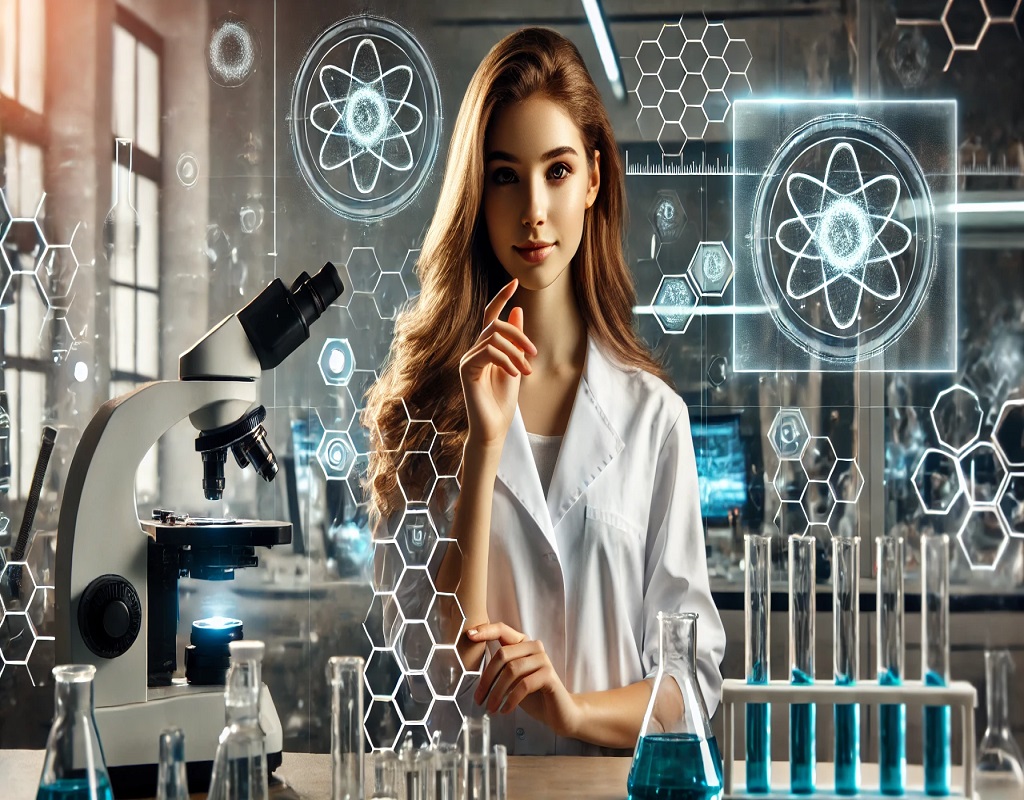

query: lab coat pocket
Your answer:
[581,506,645,612]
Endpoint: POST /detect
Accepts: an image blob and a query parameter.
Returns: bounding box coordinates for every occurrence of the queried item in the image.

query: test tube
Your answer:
[366,750,399,800]
[327,656,365,800]
[833,536,860,795]
[744,533,772,793]
[432,742,460,800]
[462,715,490,800]
[877,535,906,796]
[922,533,951,796]
[789,533,816,794]
[493,744,508,800]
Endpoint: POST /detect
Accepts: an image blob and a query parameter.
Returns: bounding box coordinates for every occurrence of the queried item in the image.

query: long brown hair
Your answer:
[364,27,668,523]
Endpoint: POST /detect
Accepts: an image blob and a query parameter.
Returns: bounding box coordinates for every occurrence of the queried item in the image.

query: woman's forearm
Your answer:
[434,435,503,670]
[569,679,654,750]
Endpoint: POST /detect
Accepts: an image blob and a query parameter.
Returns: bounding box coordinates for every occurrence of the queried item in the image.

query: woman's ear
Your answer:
[585,150,601,209]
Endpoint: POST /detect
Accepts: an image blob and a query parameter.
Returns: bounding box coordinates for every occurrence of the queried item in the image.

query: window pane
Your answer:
[0,0,15,98]
[19,370,43,500]
[136,291,158,377]
[17,0,44,113]
[113,26,136,140]
[136,176,158,289]
[110,284,136,372]
[4,137,43,217]
[137,43,160,157]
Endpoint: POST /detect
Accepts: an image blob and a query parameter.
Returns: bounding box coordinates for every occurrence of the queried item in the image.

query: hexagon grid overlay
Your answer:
[291,15,442,220]
[630,15,751,156]
[897,1,1023,71]
[0,560,56,685]
[912,386,1024,571]
[732,100,956,373]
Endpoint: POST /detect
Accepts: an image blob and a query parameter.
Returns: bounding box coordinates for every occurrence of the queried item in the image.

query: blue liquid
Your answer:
[37,775,114,800]
[627,733,723,800]
[878,669,906,796]
[790,668,815,794]
[745,702,770,793]
[923,671,950,797]
[834,704,860,793]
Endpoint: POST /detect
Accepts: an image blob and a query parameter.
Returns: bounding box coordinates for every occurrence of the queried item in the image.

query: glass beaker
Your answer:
[921,533,950,796]
[975,650,1024,799]
[461,715,490,800]
[156,727,189,800]
[744,533,771,793]
[327,655,365,800]
[789,534,816,794]
[627,611,723,800]
[877,535,906,796]
[207,640,269,800]
[36,664,113,800]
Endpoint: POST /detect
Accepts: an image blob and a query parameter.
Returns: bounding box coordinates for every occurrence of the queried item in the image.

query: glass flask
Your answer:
[789,534,816,794]
[743,534,771,793]
[921,533,950,797]
[877,535,906,796]
[36,665,113,800]
[627,611,723,800]
[327,655,365,800]
[975,650,1024,799]
[207,640,270,800]
[156,727,189,800]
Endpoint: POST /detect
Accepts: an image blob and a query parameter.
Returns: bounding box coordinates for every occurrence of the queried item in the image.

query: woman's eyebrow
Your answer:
[485,145,580,164]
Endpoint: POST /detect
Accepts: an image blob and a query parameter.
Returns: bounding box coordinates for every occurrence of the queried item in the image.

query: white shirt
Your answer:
[526,432,562,497]
[470,336,726,755]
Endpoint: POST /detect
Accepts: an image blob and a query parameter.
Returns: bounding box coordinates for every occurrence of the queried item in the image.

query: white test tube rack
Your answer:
[720,678,978,800]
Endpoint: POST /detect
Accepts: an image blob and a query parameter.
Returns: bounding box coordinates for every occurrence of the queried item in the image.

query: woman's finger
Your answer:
[477,332,532,373]
[489,655,548,715]
[498,668,547,714]
[466,622,527,646]
[482,279,518,329]
[460,342,520,379]
[479,318,537,356]
[474,640,542,704]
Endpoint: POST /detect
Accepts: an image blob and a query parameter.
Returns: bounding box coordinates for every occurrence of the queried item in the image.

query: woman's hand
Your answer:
[468,622,582,738]
[459,279,537,449]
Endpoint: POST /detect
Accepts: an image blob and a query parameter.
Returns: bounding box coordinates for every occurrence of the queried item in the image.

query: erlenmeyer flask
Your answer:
[627,612,723,800]
[36,664,113,800]
[976,650,1024,799]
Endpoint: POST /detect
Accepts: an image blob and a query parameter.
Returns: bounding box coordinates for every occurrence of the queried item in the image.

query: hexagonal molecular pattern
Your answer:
[686,242,734,297]
[768,408,810,460]
[395,509,438,567]
[395,567,433,622]
[957,507,1010,570]
[1,216,47,276]
[830,459,864,504]
[801,437,837,482]
[398,451,438,505]
[373,540,404,593]
[346,246,382,294]
[396,673,433,724]
[397,620,433,672]
[775,500,809,537]
[930,385,983,455]
[993,400,1024,468]
[898,0,1020,70]
[997,473,1024,538]
[801,481,835,526]
[317,429,356,479]
[425,646,464,698]
[772,460,805,503]
[36,244,80,308]
[366,649,403,699]
[653,275,698,334]
[364,592,403,650]
[426,592,465,647]
[913,448,964,515]
[0,562,35,613]
[365,697,402,750]
[426,698,463,743]
[960,441,1007,505]
[318,338,355,386]
[630,15,752,154]
[0,613,37,664]
[373,272,409,320]
[649,190,686,244]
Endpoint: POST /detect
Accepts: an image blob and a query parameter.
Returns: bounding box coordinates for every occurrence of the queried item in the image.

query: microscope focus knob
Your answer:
[78,574,142,659]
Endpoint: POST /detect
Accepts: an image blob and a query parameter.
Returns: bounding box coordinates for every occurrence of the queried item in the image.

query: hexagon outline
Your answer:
[316,429,356,480]
[767,408,811,460]
[956,506,1010,571]
[686,241,735,298]
[35,243,80,309]
[930,384,983,455]
[912,447,965,515]
[831,458,865,505]
[960,439,1009,507]
[652,273,699,335]
[318,338,355,387]
[940,0,991,48]
[992,399,1024,468]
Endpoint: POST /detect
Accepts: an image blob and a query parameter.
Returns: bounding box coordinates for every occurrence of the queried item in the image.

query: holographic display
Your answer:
[733,100,957,372]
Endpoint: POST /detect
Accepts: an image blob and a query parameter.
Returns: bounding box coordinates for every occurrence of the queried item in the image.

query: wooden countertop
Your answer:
[0,750,633,799]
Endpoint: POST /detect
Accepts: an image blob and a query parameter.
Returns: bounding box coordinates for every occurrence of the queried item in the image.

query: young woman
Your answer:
[365,27,724,755]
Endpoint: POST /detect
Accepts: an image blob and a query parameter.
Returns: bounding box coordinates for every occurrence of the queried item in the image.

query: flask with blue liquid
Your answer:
[627,611,723,800]
[36,664,113,800]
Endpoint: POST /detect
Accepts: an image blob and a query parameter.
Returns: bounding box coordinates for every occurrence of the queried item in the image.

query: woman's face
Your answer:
[482,94,600,291]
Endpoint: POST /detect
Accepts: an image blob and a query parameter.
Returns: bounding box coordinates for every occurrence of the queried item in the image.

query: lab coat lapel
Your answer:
[545,338,624,531]
[496,406,559,553]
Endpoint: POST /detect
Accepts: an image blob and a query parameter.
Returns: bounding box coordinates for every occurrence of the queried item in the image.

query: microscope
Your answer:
[56,263,343,795]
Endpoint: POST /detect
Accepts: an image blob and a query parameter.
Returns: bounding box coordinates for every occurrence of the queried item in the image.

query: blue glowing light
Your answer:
[194,616,243,630]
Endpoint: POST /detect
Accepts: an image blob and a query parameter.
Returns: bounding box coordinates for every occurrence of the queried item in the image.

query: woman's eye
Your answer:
[549,163,571,180]
[492,167,517,185]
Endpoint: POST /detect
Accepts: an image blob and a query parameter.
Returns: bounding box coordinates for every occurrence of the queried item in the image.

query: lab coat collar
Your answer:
[496,336,625,545]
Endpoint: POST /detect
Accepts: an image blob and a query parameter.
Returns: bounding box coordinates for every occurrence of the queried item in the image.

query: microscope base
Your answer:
[97,683,283,797]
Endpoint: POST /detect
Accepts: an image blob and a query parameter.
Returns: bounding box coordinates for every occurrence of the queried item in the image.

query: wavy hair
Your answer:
[364,27,668,523]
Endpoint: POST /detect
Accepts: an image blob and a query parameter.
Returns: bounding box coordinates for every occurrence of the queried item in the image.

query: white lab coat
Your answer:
[470,336,726,755]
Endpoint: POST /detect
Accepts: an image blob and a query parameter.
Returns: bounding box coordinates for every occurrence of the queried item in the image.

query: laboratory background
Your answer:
[0,0,1023,796]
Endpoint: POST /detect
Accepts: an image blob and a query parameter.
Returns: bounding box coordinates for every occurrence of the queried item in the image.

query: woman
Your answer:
[365,27,724,755]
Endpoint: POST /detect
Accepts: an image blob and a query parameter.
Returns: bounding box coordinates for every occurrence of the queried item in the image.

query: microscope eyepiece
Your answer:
[237,261,344,371]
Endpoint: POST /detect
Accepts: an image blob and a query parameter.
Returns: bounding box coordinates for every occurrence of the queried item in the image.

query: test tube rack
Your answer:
[720,678,978,800]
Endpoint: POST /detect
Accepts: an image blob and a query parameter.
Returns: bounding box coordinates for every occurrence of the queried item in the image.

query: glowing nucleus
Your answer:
[775,142,912,330]
[309,38,423,195]
[207,16,259,87]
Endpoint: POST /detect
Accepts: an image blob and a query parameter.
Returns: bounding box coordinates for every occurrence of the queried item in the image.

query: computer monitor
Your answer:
[691,413,748,524]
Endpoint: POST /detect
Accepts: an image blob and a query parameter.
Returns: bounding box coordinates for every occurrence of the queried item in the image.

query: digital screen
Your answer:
[691,415,748,523]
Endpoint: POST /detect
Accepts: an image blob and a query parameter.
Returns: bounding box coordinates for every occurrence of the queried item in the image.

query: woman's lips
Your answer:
[513,243,554,263]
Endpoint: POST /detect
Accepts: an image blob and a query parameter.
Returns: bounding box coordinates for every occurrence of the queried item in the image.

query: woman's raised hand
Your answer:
[459,279,537,448]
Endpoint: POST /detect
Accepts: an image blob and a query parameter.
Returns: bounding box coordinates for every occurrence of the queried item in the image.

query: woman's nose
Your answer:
[521,180,547,228]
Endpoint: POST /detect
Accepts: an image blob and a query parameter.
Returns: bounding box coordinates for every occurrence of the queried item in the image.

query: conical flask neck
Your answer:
[56,678,94,717]
[659,612,698,673]
[225,658,262,723]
